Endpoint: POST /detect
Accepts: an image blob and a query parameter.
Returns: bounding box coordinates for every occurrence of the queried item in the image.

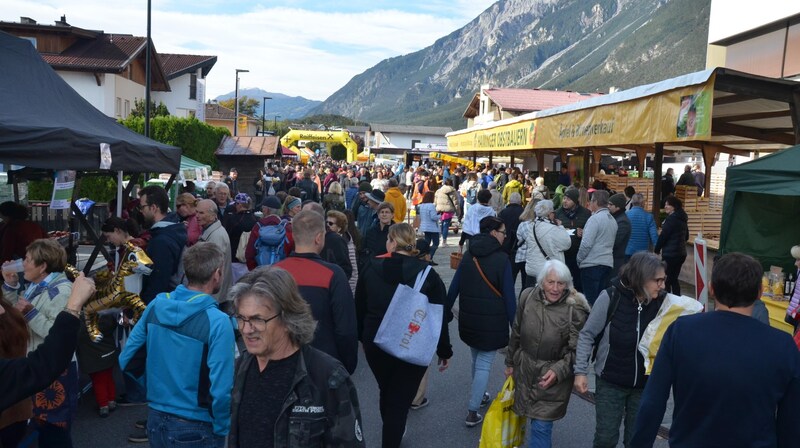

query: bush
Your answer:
[119,116,229,169]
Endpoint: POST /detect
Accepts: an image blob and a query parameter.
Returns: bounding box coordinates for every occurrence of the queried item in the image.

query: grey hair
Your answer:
[618,252,666,303]
[230,266,317,347]
[592,190,609,207]
[536,259,573,289]
[214,182,229,193]
[183,242,224,285]
[534,200,555,218]
[328,181,343,195]
[631,193,644,206]
[508,192,522,204]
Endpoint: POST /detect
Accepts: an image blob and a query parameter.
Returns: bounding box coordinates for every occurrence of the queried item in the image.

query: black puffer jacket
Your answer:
[655,208,689,259]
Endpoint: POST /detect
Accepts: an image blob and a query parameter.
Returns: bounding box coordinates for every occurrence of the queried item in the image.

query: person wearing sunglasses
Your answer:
[574,251,666,448]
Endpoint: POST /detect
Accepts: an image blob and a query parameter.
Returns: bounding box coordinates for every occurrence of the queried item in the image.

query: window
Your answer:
[115,97,122,118]
[124,100,130,118]
[411,139,421,149]
[189,74,197,100]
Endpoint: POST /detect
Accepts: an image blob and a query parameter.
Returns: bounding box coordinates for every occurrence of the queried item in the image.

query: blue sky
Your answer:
[3,0,496,100]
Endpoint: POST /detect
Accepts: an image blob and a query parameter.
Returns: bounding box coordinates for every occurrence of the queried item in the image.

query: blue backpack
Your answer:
[255,220,289,266]
[466,186,478,205]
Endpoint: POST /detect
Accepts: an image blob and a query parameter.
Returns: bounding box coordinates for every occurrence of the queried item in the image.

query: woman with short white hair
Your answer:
[524,200,572,287]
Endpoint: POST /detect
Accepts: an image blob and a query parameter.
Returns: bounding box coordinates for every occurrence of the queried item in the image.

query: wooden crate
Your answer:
[595,175,654,207]
[685,210,721,241]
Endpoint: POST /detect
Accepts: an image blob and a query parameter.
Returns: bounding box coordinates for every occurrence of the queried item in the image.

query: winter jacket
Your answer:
[576,208,617,269]
[532,185,550,201]
[182,213,202,247]
[356,253,453,360]
[625,206,659,256]
[462,203,496,237]
[574,280,662,388]
[384,187,407,223]
[244,215,294,271]
[364,222,391,258]
[502,180,526,205]
[323,231,353,280]
[554,204,591,259]
[275,253,358,374]
[524,219,572,279]
[417,203,440,233]
[655,208,689,259]
[489,190,503,214]
[434,185,458,213]
[323,194,346,213]
[141,219,187,303]
[228,346,365,448]
[119,285,235,436]
[297,178,320,202]
[3,272,72,353]
[199,220,233,304]
[76,311,118,374]
[611,210,632,274]
[498,203,524,254]
[223,210,258,263]
[676,171,696,188]
[353,200,376,237]
[345,186,359,210]
[506,287,590,421]
[448,233,516,351]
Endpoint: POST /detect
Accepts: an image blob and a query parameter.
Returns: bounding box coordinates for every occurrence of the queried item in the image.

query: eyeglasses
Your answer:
[495,229,507,236]
[234,313,279,331]
[137,202,152,211]
[652,277,666,285]
[326,221,337,227]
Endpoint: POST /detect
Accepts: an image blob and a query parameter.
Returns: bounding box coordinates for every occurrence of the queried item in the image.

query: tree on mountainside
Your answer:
[219,96,260,116]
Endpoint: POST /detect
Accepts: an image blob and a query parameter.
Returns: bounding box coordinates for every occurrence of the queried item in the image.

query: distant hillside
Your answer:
[312,0,710,129]
[215,88,321,119]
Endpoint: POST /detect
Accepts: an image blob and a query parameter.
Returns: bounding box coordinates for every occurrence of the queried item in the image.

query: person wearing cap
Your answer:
[364,201,394,258]
[244,196,294,271]
[608,193,632,278]
[576,190,617,305]
[196,199,234,308]
[175,193,201,247]
[224,193,258,263]
[554,187,591,291]
[352,182,376,238]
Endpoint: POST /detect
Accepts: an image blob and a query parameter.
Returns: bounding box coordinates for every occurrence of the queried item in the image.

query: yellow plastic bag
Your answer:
[638,293,703,374]
[479,376,526,448]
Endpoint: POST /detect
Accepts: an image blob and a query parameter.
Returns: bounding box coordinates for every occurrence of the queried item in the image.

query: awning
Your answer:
[428,152,475,169]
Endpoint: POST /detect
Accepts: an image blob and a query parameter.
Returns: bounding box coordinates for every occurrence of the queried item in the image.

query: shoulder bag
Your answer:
[472,257,502,297]
[532,219,550,260]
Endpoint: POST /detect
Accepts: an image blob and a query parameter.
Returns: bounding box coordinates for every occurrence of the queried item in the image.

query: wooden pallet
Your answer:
[685,210,721,241]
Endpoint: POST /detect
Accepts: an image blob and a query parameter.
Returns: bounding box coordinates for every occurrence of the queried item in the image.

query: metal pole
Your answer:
[261,96,271,136]
[234,72,239,137]
[144,0,151,138]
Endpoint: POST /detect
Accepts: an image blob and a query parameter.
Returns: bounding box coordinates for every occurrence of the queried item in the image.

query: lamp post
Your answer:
[144,0,152,138]
[261,96,272,136]
[274,114,281,132]
[234,69,249,136]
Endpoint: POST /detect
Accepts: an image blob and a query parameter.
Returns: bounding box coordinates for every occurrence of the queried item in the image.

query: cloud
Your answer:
[3,0,496,101]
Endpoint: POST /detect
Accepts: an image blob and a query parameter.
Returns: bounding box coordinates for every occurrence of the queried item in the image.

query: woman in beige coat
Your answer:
[505,259,590,448]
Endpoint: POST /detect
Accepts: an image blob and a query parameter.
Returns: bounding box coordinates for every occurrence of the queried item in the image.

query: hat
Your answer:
[234,193,251,204]
[358,181,372,193]
[261,195,282,210]
[609,193,626,209]
[366,189,385,203]
[564,188,579,203]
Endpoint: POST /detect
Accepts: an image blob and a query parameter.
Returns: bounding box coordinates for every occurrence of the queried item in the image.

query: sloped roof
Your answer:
[43,34,146,71]
[216,136,280,157]
[159,53,217,80]
[464,87,604,118]
[370,123,452,136]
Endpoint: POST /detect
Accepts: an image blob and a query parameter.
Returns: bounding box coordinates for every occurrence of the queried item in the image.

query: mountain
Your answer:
[214,88,321,119]
[312,0,710,130]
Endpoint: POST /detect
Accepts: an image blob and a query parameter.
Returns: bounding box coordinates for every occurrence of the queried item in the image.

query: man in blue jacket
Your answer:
[138,185,187,304]
[624,193,658,261]
[120,243,235,448]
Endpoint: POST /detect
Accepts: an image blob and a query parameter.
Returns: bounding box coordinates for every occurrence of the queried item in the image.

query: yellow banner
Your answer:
[448,75,714,152]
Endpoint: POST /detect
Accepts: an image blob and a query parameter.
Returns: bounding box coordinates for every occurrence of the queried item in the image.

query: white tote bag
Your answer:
[374,266,444,366]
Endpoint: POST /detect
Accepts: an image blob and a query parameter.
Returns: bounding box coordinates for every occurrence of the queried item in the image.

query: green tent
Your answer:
[180,155,211,180]
[719,145,800,272]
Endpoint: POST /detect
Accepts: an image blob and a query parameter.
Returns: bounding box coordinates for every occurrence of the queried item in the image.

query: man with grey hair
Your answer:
[275,210,358,374]
[577,190,617,305]
[120,242,235,446]
[213,182,233,220]
[197,199,233,309]
[625,193,658,261]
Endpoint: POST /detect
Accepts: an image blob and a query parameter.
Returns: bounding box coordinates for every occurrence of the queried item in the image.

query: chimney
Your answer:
[55,15,69,26]
[20,17,37,25]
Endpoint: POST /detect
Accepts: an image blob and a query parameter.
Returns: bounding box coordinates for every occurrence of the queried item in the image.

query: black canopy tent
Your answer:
[0,31,181,271]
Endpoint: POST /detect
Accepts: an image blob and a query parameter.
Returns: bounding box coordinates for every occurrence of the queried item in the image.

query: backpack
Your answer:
[255,220,289,266]
[466,186,478,205]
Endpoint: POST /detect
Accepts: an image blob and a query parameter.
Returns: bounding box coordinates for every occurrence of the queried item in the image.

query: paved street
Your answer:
[70,240,670,448]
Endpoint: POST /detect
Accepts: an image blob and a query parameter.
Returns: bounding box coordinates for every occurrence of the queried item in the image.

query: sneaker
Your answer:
[107,401,117,412]
[135,419,147,429]
[410,397,429,410]
[480,392,491,408]
[98,406,110,418]
[465,411,483,427]
[128,430,148,443]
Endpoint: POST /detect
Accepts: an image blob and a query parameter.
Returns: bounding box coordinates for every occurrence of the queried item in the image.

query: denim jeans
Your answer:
[147,408,225,448]
[424,231,440,258]
[593,378,643,448]
[529,419,554,448]
[468,348,496,412]
[580,265,611,306]
[441,218,452,242]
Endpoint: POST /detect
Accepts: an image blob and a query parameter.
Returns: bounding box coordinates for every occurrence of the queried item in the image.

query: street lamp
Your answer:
[274,114,281,131]
[261,96,272,136]
[234,69,249,136]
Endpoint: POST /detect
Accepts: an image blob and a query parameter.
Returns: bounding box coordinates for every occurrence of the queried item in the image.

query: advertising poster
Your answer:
[50,170,76,210]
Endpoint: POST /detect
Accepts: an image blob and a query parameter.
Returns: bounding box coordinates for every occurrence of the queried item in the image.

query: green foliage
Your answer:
[130,98,170,118]
[218,96,260,116]
[28,177,120,202]
[119,116,229,169]
[329,144,347,161]
[27,180,54,201]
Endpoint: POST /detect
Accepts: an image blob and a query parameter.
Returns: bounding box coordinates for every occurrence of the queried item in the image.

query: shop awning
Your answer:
[428,152,475,169]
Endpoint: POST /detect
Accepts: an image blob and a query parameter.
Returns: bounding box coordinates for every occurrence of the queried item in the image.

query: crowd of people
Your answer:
[0,156,799,448]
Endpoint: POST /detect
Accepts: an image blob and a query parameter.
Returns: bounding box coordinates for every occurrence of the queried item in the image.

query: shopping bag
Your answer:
[373,266,443,366]
[479,376,526,448]
[638,293,703,374]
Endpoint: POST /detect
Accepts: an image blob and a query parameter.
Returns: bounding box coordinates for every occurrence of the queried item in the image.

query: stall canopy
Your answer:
[0,31,181,173]
[719,145,800,272]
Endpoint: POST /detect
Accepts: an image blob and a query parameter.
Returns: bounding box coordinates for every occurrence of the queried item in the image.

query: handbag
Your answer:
[236,231,251,262]
[532,219,550,260]
[373,266,444,366]
[450,247,463,269]
[473,257,502,297]
[478,376,526,448]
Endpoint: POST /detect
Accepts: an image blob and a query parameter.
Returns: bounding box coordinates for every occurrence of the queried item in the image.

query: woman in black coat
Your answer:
[655,196,689,295]
[363,202,394,258]
[355,223,452,448]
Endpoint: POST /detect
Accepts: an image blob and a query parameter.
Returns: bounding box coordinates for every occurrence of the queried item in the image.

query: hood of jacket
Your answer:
[385,187,404,201]
[468,233,503,258]
[150,218,188,244]
[151,284,220,327]
[506,179,522,189]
